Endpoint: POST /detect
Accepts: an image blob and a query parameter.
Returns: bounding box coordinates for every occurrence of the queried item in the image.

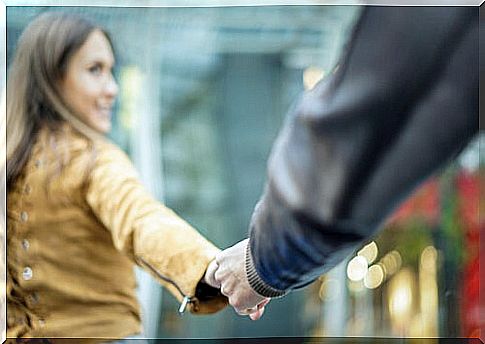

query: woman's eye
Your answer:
[89,65,102,74]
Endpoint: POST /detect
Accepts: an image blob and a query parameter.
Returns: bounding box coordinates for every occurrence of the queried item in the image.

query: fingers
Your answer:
[228,295,271,320]
[247,298,269,320]
[234,301,268,321]
[249,306,265,321]
[234,305,258,316]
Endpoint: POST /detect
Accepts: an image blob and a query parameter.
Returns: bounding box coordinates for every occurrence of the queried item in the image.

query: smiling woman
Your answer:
[6,12,228,341]
[60,30,118,134]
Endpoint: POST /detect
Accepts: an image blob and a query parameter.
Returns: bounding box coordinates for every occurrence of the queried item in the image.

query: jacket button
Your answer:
[22,239,30,251]
[22,267,33,280]
[20,211,28,222]
[34,159,42,168]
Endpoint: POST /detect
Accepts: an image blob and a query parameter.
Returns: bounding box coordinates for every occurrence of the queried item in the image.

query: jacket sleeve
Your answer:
[245,6,479,297]
[85,142,227,314]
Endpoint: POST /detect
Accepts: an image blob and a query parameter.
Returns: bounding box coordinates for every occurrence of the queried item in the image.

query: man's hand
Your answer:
[204,239,270,320]
[215,239,270,319]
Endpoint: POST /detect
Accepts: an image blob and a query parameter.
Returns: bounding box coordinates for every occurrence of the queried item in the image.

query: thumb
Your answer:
[203,259,220,288]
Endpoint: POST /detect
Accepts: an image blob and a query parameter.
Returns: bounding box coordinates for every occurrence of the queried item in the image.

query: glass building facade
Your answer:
[5,5,483,340]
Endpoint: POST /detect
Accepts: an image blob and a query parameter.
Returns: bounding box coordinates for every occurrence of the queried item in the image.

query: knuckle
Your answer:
[221,286,232,297]
[214,269,223,282]
[215,252,224,264]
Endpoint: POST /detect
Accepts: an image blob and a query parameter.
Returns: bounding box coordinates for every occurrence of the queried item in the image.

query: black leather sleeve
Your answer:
[246,6,479,296]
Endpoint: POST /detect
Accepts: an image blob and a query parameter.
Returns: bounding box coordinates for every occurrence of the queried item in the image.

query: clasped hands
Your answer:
[204,239,270,320]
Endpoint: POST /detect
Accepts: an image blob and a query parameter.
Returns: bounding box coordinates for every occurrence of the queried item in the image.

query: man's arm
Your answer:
[209,7,479,312]
[246,6,479,296]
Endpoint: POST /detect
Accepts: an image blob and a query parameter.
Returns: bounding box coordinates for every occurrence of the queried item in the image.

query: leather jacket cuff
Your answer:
[245,241,288,298]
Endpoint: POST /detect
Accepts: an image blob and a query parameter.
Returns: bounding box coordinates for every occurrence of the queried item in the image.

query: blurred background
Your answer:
[5,4,483,339]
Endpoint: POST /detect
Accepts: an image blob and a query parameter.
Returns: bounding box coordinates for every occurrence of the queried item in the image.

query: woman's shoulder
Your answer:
[84,136,141,191]
[91,136,133,167]
[53,125,128,160]
[77,132,139,180]
[36,125,134,174]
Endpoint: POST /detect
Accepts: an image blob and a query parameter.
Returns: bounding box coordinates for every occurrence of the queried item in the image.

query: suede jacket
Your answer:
[7,126,227,340]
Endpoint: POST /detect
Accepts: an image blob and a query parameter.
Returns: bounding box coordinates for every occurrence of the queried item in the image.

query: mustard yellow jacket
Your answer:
[7,126,227,340]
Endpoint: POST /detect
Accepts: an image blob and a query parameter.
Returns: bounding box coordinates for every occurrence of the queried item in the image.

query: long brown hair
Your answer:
[6,12,113,189]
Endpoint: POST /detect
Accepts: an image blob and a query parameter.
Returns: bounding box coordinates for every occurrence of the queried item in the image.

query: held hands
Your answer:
[204,239,270,320]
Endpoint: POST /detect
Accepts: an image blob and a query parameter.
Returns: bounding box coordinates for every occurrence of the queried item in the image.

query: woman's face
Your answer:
[61,30,118,134]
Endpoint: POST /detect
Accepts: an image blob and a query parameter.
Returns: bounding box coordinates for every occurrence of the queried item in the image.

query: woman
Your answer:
[6,12,229,340]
